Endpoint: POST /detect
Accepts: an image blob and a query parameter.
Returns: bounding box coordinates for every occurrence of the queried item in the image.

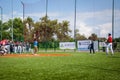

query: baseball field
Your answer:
[0,52,120,80]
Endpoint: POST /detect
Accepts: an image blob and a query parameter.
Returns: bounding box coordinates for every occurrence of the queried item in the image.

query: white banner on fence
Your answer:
[77,40,91,51]
[59,42,76,49]
[94,41,99,51]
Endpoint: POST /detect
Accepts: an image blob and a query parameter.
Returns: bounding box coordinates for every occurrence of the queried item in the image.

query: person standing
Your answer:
[89,40,95,54]
[33,38,38,55]
[106,33,114,55]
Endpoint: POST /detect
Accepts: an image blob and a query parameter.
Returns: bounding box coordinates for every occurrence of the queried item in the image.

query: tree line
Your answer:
[0,16,120,43]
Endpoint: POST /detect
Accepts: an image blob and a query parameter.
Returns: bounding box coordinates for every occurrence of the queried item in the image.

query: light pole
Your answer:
[46,0,48,17]
[0,6,3,40]
[74,0,76,41]
[20,0,25,21]
[11,0,13,41]
[20,0,25,41]
[112,0,114,39]
[45,0,48,51]
[74,0,77,51]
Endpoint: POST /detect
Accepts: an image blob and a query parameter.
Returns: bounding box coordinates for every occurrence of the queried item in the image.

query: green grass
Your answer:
[0,52,120,80]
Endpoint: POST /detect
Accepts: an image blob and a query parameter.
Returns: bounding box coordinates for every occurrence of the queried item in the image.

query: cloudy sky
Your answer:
[0,0,120,38]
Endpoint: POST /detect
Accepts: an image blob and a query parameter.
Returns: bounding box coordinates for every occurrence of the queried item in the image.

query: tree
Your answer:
[34,16,57,42]
[0,18,24,41]
[13,18,23,41]
[98,37,106,42]
[88,33,98,41]
[24,17,34,42]
[34,16,72,42]
[2,20,12,40]
[56,21,71,41]
[75,29,87,40]
[114,37,120,42]
[1,16,73,43]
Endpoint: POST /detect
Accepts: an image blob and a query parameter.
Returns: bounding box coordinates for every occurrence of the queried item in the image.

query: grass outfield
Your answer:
[0,52,120,80]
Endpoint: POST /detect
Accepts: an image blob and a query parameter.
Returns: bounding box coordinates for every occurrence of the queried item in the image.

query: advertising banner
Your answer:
[77,40,91,51]
[59,42,76,49]
[77,40,98,51]
[94,41,99,51]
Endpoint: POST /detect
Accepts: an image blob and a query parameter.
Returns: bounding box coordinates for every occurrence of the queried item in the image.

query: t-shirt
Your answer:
[107,36,112,43]
[34,41,38,46]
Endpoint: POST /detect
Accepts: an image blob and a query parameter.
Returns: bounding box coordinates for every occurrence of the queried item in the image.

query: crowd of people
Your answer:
[0,39,31,55]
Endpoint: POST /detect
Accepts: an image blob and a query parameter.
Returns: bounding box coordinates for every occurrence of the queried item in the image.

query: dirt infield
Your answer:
[0,53,71,57]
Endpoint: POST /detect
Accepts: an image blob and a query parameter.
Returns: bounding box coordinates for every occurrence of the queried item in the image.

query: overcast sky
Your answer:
[0,0,120,38]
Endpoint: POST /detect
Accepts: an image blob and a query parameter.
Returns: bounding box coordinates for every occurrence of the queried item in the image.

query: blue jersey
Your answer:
[34,41,38,46]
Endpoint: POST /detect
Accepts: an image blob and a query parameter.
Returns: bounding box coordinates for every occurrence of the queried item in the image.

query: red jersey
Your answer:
[107,36,112,43]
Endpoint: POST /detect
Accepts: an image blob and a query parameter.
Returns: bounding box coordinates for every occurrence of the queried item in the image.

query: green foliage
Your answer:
[37,41,59,49]
[0,52,120,80]
[113,42,120,52]
[1,16,100,42]
[2,21,11,39]
[75,29,87,40]
[88,33,98,41]
[114,37,120,42]
[34,16,72,42]
[13,18,23,41]
[1,18,23,41]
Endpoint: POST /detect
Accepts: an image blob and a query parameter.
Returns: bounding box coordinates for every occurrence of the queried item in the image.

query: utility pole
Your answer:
[0,6,3,40]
